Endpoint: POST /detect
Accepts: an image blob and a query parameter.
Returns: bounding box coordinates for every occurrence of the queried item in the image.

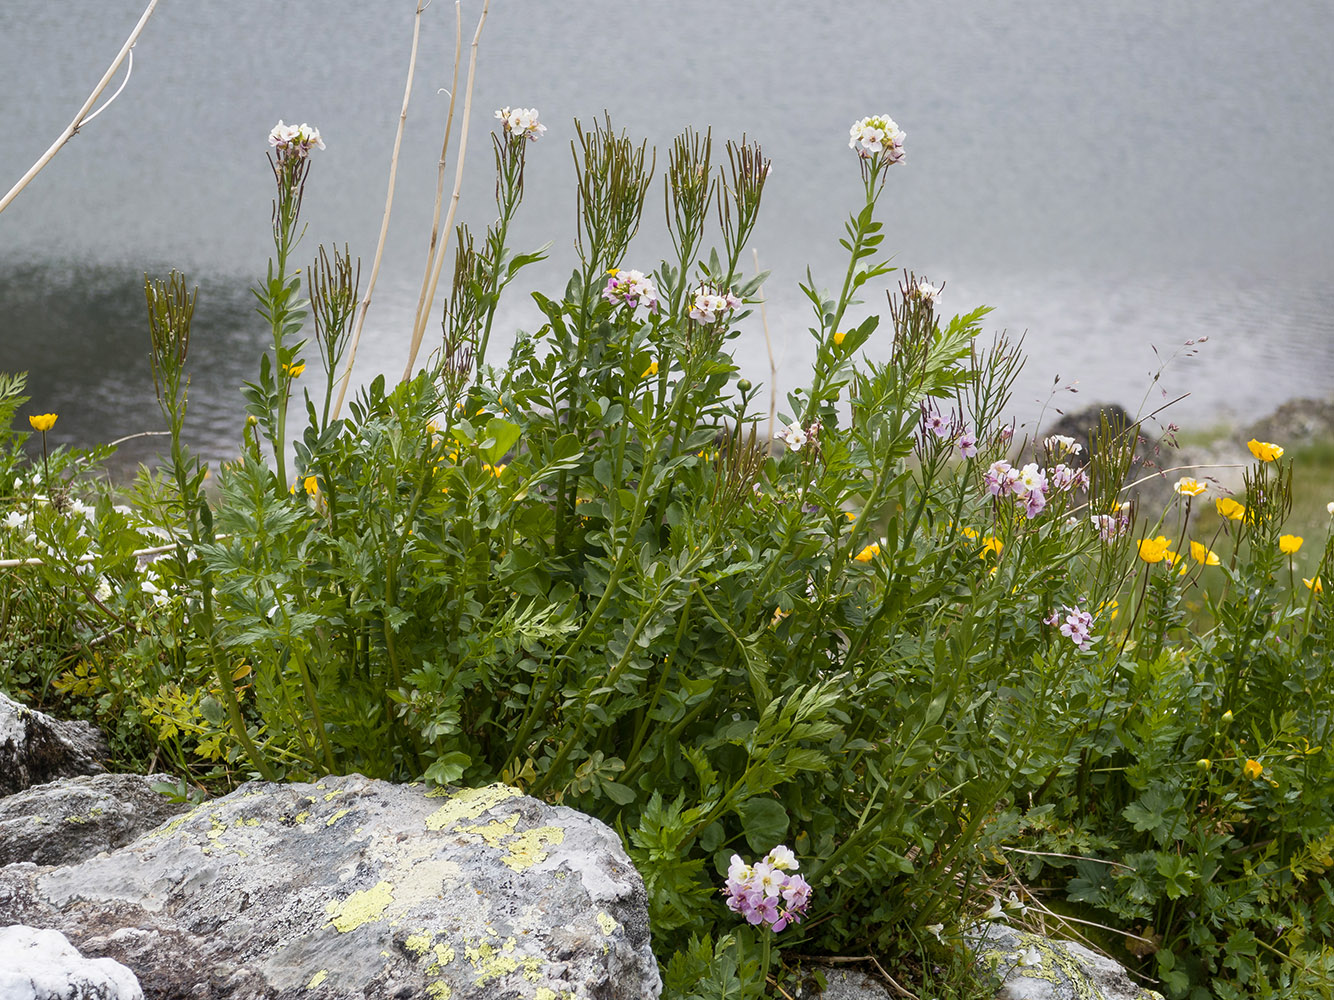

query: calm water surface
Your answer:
[2,1,1332,471]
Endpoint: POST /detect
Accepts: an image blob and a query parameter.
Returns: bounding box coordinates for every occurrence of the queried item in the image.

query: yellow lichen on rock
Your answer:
[501,826,564,871]
[405,931,433,956]
[325,881,394,932]
[459,813,520,847]
[307,969,328,989]
[423,783,522,831]
[426,982,453,1000]
[596,911,618,935]
[325,808,350,827]
[465,936,520,986]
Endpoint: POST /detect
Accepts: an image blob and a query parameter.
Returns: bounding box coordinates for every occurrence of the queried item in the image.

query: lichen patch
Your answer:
[501,826,564,871]
[326,880,394,933]
[423,783,522,831]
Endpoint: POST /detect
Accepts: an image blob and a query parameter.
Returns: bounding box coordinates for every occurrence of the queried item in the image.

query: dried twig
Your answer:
[332,0,428,420]
[0,0,160,217]
[401,0,490,381]
[753,248,777,444]
[406,2,463,376]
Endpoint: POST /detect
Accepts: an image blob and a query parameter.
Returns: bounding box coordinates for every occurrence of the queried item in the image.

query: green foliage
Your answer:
[6,112,1334,1000]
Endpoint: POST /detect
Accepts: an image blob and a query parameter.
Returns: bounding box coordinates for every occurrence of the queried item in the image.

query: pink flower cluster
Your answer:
[723,845,812,932]
[1090,505,1132,541]
[602,269,659,313]
[985,459,1087,519]
[920,405,978,459]
[1044,604,1095,650]
[688,283,741,324]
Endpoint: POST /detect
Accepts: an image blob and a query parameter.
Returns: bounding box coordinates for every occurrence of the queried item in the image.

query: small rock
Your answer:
[965,923,1163,1000]
[0,773,191,867]
[0,924,144,1000]
[0,693,108,796]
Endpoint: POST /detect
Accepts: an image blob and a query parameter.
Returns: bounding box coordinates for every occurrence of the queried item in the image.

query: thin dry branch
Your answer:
[401,0,490,381]
[753,248,777,444]
[0,0,160,217]
[332,0,428,421]
[407,3,464,371]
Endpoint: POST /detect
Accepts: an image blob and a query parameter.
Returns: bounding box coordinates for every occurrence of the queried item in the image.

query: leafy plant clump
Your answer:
[4,109,1334,999]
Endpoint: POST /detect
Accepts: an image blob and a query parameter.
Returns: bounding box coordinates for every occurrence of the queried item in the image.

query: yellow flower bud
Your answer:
[27,413,57,432]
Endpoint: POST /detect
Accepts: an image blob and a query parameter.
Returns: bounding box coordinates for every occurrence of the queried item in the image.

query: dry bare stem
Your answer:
[406,3,463,376]
[333,0,428,421]
[401,0,490,381]
[0,0,160,217]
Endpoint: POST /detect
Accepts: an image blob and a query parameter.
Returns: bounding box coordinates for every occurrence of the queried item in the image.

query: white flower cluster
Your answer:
[848,114,906,163]
[268,120,325,160]
[911,278,942,305]
[688,283,741,324]
[495,107,546,142]
[602,268,659,312]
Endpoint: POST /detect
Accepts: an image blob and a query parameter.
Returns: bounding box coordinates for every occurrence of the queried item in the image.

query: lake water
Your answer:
[3,1,1332,472]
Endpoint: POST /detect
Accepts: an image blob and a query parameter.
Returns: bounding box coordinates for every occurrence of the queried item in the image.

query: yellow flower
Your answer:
[1279,534,1303,554]
[833,331,846,346]
[1098,598,1120,621]
[27,413,57,432]
[960,525,979,540]
[1248,438,1284,462]
[1304,576,1323,594]
[1189,541,1220,566]
[606,267,621,276]
[1215,497,1246,521]
[1137,536,1173,564]
[641,360,659,379]
[854,543,880,563]
[282,361,306,378]
[482,463,506,477]
[1243,758,1263,780]
[303,475,319,496]
[1174,477,1207,497]
[979,536,1003,561]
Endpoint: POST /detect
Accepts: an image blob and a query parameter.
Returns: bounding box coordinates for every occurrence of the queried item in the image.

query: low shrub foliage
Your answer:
[4,111,1334,999]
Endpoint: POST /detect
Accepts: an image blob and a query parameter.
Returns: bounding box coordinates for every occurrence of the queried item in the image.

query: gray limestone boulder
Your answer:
[0,773,191,867]
[965,923,1163,1000]
[0,774,660,1000]
[0,692,108,795]
[0,924,144,1000]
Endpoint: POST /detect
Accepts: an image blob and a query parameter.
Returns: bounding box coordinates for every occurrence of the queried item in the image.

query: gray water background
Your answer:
[2,1,1332,472]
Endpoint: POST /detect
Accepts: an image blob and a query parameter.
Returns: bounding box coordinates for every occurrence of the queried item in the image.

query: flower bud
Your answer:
[1196,758,1212,772]
[1221,710,1233,725]
[737,379,752,393]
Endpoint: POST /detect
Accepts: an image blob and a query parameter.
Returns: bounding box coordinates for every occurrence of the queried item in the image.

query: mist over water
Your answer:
[3,1,1332,473]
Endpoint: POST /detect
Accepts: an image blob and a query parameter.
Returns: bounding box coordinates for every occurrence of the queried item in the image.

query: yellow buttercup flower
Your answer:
[979,536,1003,561]
[833,331,846,347]
[1248,439,1283,462]
[1304,576,1323,594]
[1190,541,1220,566]
[959,525,979,540]
[1280,534,1303,554]
[854,543,880,563]
[641,360,659,379]
[303,475,319,496]
[1215,497,1246,521]
[282,361,306,378]
[1174,477,1207,497]
[1137,536,1173,564]
[1243,759,1264,780]
[28,413,57,432]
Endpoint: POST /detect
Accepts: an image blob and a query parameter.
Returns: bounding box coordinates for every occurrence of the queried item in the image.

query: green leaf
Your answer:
[480,417,521,464]
[738,796,789,853]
